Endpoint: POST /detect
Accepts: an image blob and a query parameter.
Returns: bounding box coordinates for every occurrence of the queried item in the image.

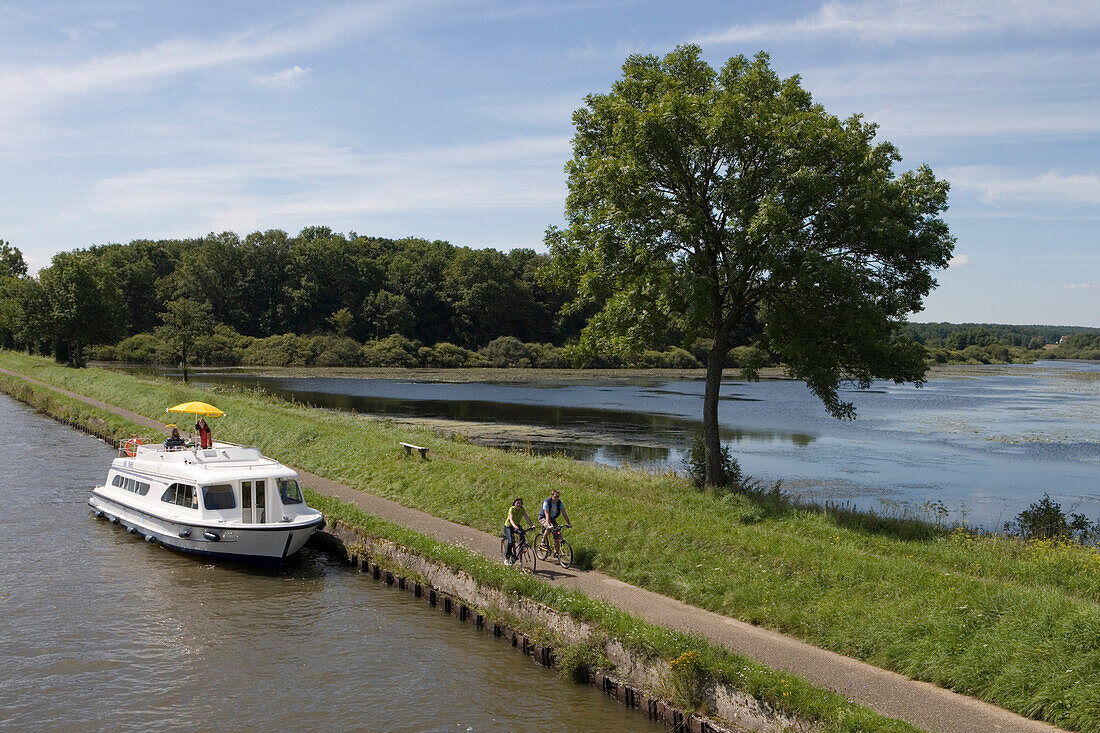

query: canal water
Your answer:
[122,361,1100,529]
[0,396,656,732]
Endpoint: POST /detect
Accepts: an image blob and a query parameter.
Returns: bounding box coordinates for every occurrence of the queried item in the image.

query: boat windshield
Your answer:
[277,478,304,505]
[203,484,236,510]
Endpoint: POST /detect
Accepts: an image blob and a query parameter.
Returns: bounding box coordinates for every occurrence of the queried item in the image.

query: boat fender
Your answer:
[109,516,119,524]
[93,510,104,519]
[203,531,221,542]
[128,526,137,534]
[144,534,156,543]
[178,529,192,538]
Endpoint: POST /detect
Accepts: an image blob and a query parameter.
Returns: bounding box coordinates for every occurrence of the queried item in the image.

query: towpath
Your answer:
[1,365,1063,733]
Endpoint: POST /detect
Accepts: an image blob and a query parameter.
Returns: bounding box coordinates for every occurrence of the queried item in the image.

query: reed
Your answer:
[3,350,1098,731]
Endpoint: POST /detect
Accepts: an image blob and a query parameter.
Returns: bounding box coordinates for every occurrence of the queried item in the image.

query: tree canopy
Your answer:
[546,45,955,485]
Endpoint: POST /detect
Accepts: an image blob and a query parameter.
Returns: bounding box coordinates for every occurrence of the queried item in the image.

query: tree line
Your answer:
[1,234,1096,369]
[0,230,596,366]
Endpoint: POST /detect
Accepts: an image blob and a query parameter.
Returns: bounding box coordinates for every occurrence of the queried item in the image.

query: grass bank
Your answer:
[4,350,1098,731]
[308,492,918,732]
[0,361,914,732]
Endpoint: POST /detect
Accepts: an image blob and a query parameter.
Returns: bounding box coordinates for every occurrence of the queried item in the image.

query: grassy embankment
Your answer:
[0,358,914,733]
[3,350,1099,732]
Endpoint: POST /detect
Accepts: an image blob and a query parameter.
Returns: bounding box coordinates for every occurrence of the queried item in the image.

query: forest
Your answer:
[1,232,1097,369]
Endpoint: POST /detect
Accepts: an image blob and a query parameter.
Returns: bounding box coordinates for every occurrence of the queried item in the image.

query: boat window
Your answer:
[277,478,304,505]
[161,483,198,509]
[114,475,151,495]
[203,484,235,510]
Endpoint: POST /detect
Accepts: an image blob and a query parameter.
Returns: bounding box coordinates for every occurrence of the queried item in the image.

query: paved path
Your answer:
[1,366,1064,733]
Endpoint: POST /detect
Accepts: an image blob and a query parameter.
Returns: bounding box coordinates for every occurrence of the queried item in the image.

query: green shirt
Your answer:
[506,505,527,529]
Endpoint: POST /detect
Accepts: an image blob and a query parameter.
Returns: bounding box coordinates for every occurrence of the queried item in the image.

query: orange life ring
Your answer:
[124,437,143,457]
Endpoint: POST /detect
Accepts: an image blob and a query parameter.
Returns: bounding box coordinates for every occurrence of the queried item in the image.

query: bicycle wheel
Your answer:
[535,532,550,561]
[517,546,535,574]
[557,540,573,569]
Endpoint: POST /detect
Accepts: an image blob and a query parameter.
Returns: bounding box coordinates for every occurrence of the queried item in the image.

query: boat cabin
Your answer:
[108,442,312,526]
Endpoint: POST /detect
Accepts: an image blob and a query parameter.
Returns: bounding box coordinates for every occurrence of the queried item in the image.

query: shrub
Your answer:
[526,342,569,368]
[423,341,477,368]
[108,333,168,364]
[684,435,742,490]
[240,333,313,366]
[361,334,419,367]
[480,336,532,367]
[194,324,247,365]
[557,637,610,684]
[663,346,701,368]
[310,335,362,367]
[1008,494,1099,543]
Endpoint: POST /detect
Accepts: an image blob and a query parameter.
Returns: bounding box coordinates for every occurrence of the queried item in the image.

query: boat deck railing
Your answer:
[118,438,260,459]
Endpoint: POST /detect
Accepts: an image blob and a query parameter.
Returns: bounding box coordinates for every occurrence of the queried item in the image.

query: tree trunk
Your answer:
[703,338,730,487]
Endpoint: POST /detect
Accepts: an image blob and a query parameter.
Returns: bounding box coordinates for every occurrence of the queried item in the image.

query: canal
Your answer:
[0,396,656,731]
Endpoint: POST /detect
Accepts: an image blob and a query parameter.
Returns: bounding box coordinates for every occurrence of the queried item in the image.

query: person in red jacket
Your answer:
[195,417,212,449]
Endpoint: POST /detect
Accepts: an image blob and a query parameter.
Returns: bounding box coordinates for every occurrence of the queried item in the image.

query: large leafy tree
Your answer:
[156,298,214,381]
[38,251,127,366]
[0,240,27,278]
[546,46,954,486]
[0,241,29,349]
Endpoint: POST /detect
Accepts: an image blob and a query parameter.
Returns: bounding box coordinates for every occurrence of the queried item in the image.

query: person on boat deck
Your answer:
[195,417,212,449]
[503,497,532,566]
[164,428,185,450]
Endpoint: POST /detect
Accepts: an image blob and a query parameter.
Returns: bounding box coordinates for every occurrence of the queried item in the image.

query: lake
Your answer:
[113,361,1100,529]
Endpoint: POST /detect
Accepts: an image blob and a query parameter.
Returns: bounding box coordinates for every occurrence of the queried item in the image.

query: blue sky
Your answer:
[2,0,1098,326]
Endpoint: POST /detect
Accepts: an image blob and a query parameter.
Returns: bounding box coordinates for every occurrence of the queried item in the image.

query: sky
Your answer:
[1,0,1098,327]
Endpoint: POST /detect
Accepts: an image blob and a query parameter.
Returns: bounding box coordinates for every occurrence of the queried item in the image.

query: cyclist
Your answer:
[503,497,532,566]
[538,489,571,556]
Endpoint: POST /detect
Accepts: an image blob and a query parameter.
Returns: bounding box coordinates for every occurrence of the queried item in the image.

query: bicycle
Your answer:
[535,523,573,569]
[500,526,537,574]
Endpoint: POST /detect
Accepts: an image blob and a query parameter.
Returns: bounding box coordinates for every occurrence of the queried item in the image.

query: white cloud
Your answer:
[86,135,571,231]
[1063,282,1096,289]
[788,49,1100,142]
[62,20,117,41]
[0,2,412,117]
[948,254,972,268]
[698,0,1100,44]
[254,65,310,89]
[477,93,584,125]
[944,167,1100,207]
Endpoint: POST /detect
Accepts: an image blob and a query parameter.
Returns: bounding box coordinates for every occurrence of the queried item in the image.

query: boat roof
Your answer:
[113,441,298,484]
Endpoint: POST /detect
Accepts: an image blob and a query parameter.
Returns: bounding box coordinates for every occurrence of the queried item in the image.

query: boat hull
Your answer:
[89,492,325,566]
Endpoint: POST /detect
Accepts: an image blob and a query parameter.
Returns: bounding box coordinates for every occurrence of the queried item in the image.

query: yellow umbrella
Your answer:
[166,401,225,417]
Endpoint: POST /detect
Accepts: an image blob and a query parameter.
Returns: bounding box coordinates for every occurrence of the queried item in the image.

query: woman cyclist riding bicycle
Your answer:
[503,497,533,566]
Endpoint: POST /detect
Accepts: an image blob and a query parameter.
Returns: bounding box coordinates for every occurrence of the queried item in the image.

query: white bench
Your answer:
[400,442,429,459]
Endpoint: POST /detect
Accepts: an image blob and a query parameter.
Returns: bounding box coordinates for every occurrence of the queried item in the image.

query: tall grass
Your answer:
[4,350,1099,731]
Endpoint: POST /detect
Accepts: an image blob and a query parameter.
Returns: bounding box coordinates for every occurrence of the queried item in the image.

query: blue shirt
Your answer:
[540,498,563,520]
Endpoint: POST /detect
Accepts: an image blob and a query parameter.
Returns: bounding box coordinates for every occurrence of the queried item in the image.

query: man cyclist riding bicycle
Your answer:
[538,489,571,556]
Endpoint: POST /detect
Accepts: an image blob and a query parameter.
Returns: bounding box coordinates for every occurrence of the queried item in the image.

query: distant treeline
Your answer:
[1,232,1097,367]
[906,323,1100,363]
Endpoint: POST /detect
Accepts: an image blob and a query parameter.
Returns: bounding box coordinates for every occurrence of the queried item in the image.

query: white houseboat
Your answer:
[89,439,325,566]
